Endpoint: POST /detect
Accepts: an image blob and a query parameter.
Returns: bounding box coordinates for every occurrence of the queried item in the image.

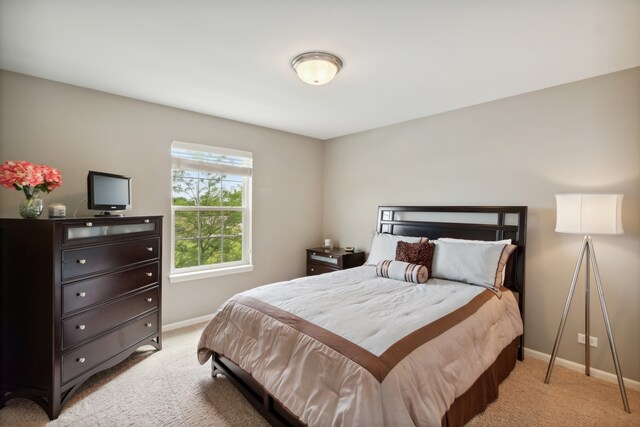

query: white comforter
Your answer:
[198,266,523,426]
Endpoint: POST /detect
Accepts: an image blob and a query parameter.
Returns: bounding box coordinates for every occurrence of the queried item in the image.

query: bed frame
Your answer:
[211,205,528,427]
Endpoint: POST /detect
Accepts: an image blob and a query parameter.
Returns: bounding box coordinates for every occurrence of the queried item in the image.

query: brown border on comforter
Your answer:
[442,337,519,427]
[231,289,497,382]
[212,335,520,427]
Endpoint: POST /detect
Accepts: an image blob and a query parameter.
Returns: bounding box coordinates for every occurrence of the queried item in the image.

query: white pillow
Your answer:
[438,238,512,244]
[436,238,514,285]
[431,240,516,288]
[365,232,423,265]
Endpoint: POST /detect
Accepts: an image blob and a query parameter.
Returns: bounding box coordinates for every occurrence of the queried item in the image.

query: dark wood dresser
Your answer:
[306,247,365,276]
[0,216,162,420]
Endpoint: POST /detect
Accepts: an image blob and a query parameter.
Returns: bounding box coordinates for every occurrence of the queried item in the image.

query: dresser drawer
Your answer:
[307,264,338,276]
[63,262,159,315]
[307,250,342,267]
[63,286,158,349]
[62,238,159,280]
[63,218,161,245]
[62,311,159,384]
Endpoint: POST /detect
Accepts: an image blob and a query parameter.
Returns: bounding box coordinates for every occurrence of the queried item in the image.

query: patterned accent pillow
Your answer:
[366,232,423,265]
[376,260,429,284]
[395,238,435,279]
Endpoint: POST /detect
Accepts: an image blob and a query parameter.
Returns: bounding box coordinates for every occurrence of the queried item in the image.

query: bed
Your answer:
[198,206,527,426]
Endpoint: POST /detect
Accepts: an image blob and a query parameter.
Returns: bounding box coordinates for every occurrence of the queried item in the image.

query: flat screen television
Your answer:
[87,171,132,216]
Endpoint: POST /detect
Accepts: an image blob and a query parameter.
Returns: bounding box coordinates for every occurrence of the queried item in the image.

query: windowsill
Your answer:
[169,264,254,283]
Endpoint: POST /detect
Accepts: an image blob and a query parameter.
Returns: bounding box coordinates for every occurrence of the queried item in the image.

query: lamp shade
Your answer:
[555,194,624,234]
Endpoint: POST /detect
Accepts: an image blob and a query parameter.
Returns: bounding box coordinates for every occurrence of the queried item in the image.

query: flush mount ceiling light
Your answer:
[291,52,343,86]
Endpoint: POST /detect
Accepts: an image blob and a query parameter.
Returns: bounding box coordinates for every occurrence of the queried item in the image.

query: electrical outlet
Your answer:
[578,333,598,347]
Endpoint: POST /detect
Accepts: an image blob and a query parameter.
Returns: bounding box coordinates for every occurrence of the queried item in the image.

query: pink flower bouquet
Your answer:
[0,160,63,199]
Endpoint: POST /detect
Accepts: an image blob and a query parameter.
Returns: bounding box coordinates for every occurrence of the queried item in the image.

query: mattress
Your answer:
[198,266,523,426]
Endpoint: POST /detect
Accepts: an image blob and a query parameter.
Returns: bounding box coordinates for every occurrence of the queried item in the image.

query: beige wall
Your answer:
[0,70,324,325]
[1,68,638,382]
[322,67,640,381]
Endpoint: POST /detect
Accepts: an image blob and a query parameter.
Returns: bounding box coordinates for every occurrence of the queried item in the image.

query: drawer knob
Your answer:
[77,324,86,330]
[146,297,153,302]
[77,357,86,363]
[85,222,93,227]
[146,247,153,252]
[145,323,152,328]
[144,219,150,223]
[146,272,153,277]
[329,255,334,258]
[310,268,315,272]
[312,252,317,255]
[78,259,87,264]
[77,292,86,298]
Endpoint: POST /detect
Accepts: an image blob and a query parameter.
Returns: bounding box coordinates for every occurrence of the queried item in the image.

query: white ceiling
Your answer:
[1,1,639,140]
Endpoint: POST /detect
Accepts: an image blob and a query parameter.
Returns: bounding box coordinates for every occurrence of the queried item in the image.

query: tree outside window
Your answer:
[170,142,252,279]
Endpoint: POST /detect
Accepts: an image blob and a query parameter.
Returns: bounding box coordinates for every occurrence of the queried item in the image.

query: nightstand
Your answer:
[306,247,365,276]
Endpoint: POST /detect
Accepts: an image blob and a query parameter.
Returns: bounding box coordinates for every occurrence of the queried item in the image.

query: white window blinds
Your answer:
[171,141,252,177]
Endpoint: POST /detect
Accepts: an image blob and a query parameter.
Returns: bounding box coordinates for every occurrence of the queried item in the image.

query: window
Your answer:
[170,141,253,282]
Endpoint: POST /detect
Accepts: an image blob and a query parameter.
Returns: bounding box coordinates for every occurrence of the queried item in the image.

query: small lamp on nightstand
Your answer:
[544,194,630,413]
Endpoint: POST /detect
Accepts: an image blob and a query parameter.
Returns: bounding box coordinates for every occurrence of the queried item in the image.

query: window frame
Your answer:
[169,141,253,283]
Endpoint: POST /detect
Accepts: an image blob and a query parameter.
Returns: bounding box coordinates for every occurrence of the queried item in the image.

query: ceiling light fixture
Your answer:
[291,52,342,86]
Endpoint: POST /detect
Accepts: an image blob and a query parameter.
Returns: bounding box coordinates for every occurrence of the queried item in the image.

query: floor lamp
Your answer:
[544,194,630,413]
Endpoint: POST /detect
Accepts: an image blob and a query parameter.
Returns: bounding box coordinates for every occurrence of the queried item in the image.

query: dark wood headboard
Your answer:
[376,205,528,359]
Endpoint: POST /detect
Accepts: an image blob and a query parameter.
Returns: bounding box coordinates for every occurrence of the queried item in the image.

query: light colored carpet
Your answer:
[1,323,638,426]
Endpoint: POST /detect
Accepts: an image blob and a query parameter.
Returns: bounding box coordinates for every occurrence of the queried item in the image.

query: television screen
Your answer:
[87,171,131,213]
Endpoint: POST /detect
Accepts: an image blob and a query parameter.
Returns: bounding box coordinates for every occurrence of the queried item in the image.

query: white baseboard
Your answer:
[163,314,213,331]
[525,348,640,391]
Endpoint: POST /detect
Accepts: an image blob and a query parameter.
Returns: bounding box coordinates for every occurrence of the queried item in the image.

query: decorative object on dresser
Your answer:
[48,203,67,218]
[0,160,63,219]
[0,215,163,420]
[306,246,365,275]
[544,194,630,413]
